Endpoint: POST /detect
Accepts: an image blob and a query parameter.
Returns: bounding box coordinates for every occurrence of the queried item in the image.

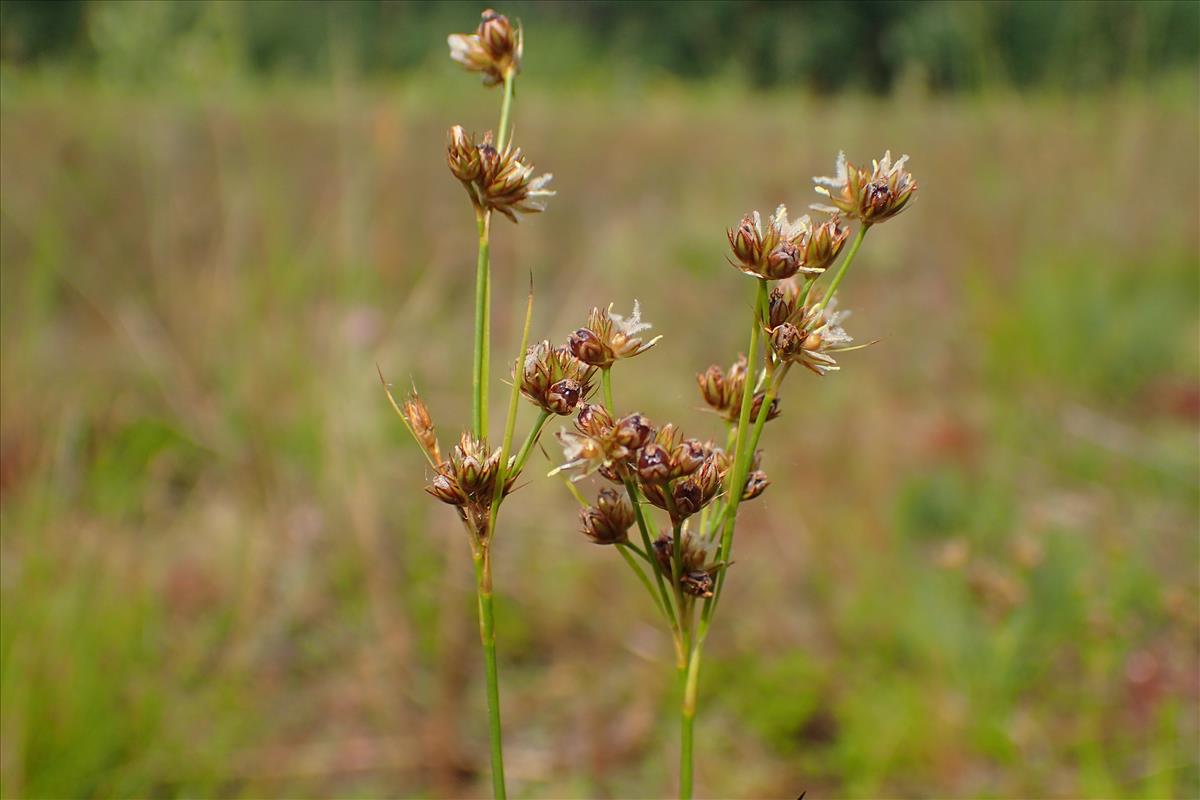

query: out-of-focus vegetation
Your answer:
[3,0,1199,92]
[1,2,1198,799]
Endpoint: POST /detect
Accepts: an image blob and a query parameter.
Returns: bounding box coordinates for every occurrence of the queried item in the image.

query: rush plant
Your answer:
[384,8,917,798]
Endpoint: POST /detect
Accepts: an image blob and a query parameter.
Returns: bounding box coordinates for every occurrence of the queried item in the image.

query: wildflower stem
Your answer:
[497,72,516,151]
[511,410,551,476]
[472,548,507,800]
[489,282,537,522]
[472,210,492,439]
[818,224,868,313]
[624,477,680,635]
[617,542,669,620]
[679,638,702,799]
[601,367,615,413]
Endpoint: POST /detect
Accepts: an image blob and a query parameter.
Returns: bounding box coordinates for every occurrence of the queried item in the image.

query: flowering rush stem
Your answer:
[818,224,868,313]
[472,548,507,800]
[472,209,492,439]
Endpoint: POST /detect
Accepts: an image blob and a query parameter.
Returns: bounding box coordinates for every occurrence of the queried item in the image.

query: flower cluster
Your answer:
[447,8,522,86]
[447,127,555,221]
[426,431,517,534]
[696,356,781,424]
[813,150,917,225]
[727,205,849,280]
[520,340,596,415]
[764,285,862,376]
[579,487,636,545]
[652,529,724,598]
[568,301,661,368]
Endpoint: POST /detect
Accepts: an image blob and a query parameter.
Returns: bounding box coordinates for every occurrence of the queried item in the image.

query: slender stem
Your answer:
[472,549,507,799]
[818,224,868,313]
[679,633,705,800]
[601,367,615,413]
[624,477,679,633]
[489,284,537,521]
[473,211,492,439]
[511,410,551,476]
[497,72,516,151]
[617,542,669,620]
[730,280,768,477]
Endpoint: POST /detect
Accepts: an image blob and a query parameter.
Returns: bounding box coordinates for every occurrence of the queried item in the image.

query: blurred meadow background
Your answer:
[2,1,1199,798]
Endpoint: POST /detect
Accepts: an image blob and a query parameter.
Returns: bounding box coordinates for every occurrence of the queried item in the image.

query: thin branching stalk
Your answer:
[472,209,492,439]
[818,224,868,312]
[471,548,506,799]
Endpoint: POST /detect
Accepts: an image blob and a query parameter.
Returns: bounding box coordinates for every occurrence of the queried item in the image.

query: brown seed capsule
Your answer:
[672,439,707,478]
[447,125,483,183]
[681,570,716,598]
[769,322,804,359]
[742,470,770,501]
[637,443,672,484]
[814,150,917,226]
[521,341,594,416]
[697,364,726,410]
[568,327,614,368]
[579,487,635,545]
[765,241,801,280]
[569,302,660,368]
[447,8,523,87]
[800,214,849,273]
[575,403,614,437]
[614,413,655,450]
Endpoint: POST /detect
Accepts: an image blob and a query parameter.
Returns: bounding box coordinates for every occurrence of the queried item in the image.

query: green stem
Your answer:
[624,477,679,634]
[511,410,551,476]
[497,72,516,151]
[818,224,868,313]
[473,211,492,439]
[601,367,615,413]
[472,549,507,799]
[679,639,702,800]
[731,280,768,475]
[617,542,668,620]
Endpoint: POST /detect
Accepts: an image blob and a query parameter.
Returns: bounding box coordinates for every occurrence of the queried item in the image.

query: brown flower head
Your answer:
[447,8,523,86]
[767,298,864,376]
[652,529,724,598]
[579,487,635,545]
[551,410,655,480]
[696,355,781,425]
[568,301,662,369]
[521,340,596,415]
[814,150,917,225]
[426,431,516,508]
[641,454,725,524]
[447,128,554,221]
[727,205,807,280]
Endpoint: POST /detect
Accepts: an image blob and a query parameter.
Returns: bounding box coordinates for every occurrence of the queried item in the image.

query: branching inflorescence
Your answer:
[384,7,918,799]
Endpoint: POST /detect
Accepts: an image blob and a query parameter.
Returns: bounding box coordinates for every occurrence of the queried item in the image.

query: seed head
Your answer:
[568,301,662,368]
[767,298,862,376]
[426,431,517,510]
[742,470,770,501]
[814,150,917,226]
[726,205,809,280]
[696,356,781,424]
[550,409,655,480]
[447,8,523,87]
[641,453,725,524]
[578,487,635,545]
[652,529,724,597]
[446,129,554,221]
[521,340,596,416]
